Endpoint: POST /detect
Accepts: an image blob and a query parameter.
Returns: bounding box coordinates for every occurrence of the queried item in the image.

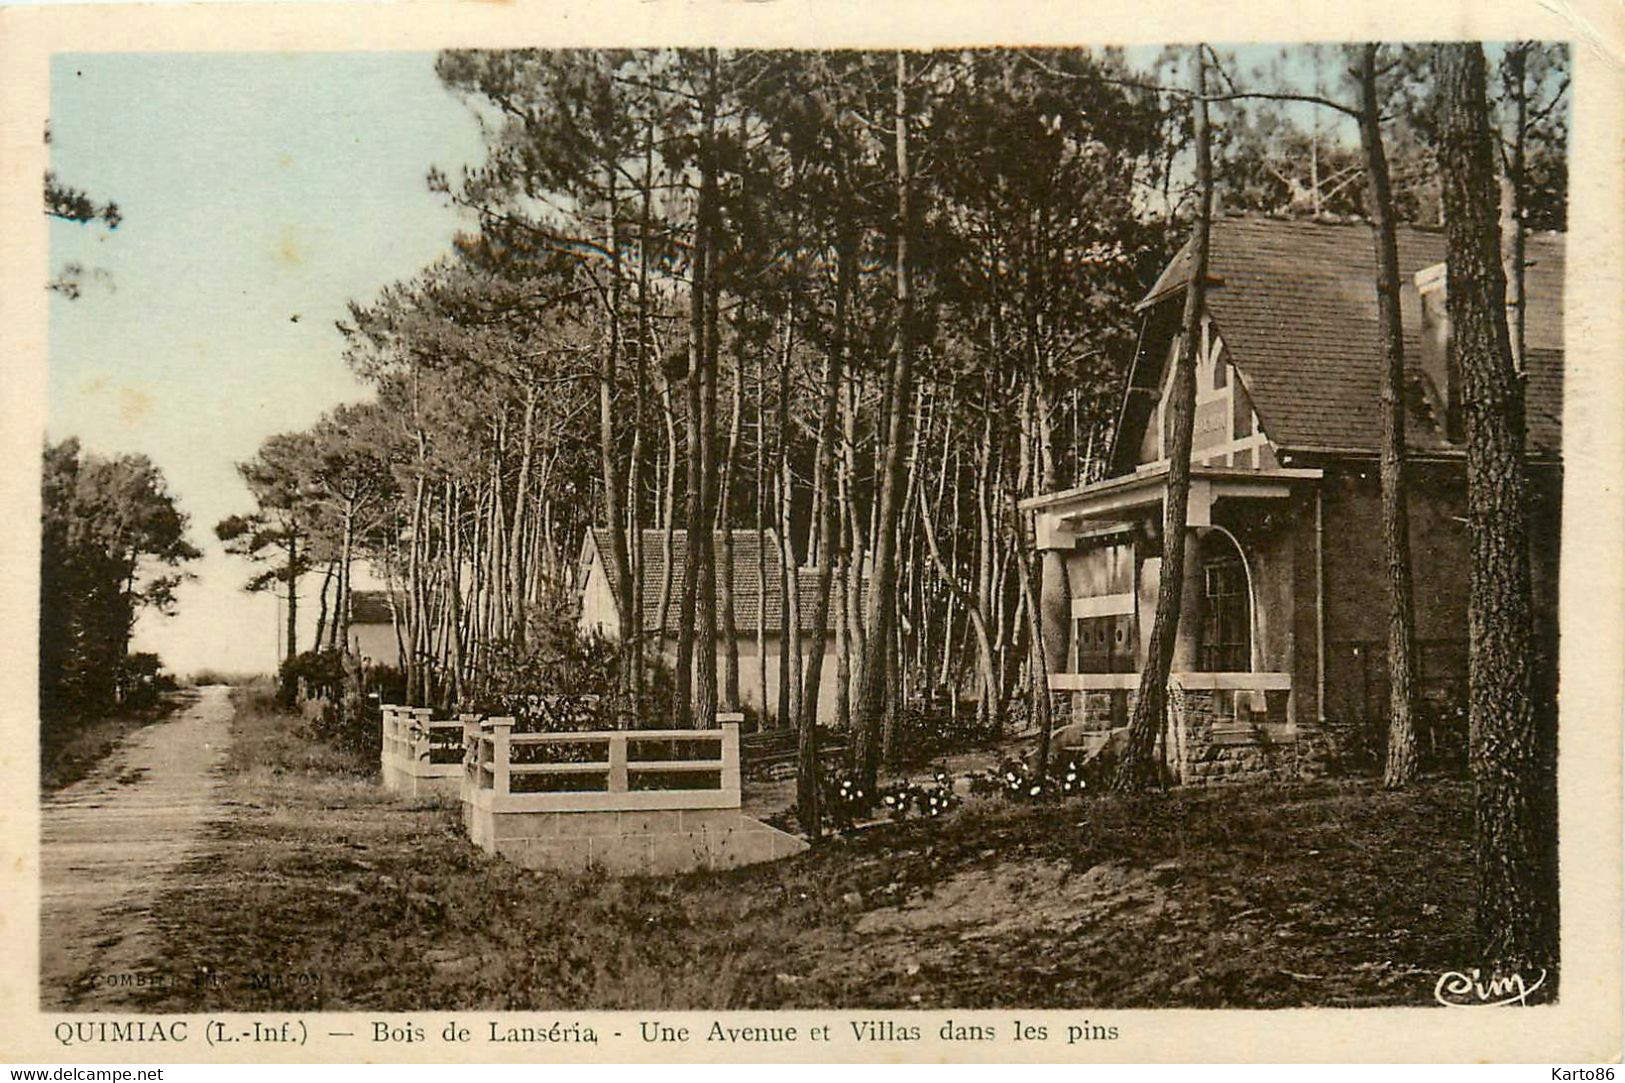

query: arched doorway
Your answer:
[1196,528,1252,672]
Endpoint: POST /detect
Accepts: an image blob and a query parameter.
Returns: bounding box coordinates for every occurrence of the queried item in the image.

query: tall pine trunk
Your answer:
[406,433,428,704]
[673,174,708,727]
[801,233,851,734]
[795,232,851,834]
[718,339,744,712]
[755,340,770,722]
[834,421,854,732]
[1015,383,1054,782]
[337,504,354,652]
[694,61,722,731]
[284,531,299,662]
[509,388,536,647]
[853,51,917,790]
[1114,46,1212,792]
[313,557,334,656]
[778,432,803,728]
[629,117,658,715]
[600,171,635,718]
[1436,40,1557,986]
[974,407,1000,728]
[1358,43,1421,788]
[654,369,679,637]
[841,369,867,718]
[1500,44,1529,374]
[441,481,465,710]
[774,304,800,729]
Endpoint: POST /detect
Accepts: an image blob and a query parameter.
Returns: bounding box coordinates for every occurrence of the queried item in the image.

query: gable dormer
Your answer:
[1123,311,1276,475]
[1108,216,1560,465]
[1414,262,1463,444]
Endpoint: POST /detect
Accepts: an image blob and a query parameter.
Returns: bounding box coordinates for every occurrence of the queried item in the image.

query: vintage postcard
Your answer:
[1,0,1620,1065]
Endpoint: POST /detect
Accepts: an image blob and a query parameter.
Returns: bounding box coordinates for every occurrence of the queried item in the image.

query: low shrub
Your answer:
[821,769,871,833]
[277,649,397,760]
[115,652,177,710]
[278,649,346,708]
[459,596,677,732]
[876,767,960,823]
[886,693,998,767]
[821,763,961,833]
[968,752,1096,804]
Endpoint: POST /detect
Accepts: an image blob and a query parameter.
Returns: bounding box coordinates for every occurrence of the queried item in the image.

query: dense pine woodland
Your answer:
[266,49,1180,734]
[206,46,1565,754]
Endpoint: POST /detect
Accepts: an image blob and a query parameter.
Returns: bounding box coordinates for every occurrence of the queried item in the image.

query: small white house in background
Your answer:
[579,528,857,725]
[348,589,403,670]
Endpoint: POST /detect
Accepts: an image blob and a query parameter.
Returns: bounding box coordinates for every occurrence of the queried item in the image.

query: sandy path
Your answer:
[39,685,233,1009]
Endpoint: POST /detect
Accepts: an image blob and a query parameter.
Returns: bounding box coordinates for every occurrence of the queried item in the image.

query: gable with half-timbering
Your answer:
[1130,314,1279,473]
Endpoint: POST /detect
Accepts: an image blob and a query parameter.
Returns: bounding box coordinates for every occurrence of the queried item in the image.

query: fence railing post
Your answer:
[489,717,513,811]
[460,714,481,783]
[608,733,628,794]
[721,721,740,804]
[380,707,393,775]
[408,707,431,765]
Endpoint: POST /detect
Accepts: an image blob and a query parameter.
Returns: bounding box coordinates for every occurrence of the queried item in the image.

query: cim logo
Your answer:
[1433,967,1548,1007]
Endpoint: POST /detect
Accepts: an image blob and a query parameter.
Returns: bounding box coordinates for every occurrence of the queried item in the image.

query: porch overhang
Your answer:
[1020,464,1322,549]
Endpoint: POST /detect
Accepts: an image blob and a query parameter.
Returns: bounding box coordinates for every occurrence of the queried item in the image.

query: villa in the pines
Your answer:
[1020,214,1563,782]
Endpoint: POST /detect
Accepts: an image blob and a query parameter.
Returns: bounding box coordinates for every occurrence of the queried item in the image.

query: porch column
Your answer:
[1038,550,1071,676]
[1169,528,1204,671]
[1033,511,1076,678]
[1034,512,1076,728]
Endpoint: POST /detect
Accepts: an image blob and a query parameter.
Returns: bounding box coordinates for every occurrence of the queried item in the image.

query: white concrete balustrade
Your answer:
[383,705,803,875]
[465,720,741,813]
[380,705,467,798]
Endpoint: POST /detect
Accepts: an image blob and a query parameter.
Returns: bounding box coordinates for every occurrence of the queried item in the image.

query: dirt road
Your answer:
[39,685,233,1009]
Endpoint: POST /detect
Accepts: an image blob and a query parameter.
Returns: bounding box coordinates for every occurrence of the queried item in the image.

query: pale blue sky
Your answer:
[49,52,486,673]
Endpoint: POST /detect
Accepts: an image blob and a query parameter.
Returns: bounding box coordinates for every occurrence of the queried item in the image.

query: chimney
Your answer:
[1414,262,1463,443]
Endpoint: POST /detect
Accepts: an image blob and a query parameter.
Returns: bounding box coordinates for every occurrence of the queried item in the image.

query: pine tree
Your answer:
[1435,40,1558,985]
[1115,47,1213,792]
[1356,43,1422,789]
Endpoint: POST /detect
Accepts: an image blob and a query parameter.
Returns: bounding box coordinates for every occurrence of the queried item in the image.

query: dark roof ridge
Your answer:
[1217,210,1462,234]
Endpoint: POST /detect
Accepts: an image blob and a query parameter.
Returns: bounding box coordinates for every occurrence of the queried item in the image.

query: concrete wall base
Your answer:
[466,806,808,876]
[381,764,462,799]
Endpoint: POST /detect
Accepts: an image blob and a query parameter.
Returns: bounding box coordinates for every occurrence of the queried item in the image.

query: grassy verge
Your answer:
[140,692,1475,1011]
[41,690,195,794]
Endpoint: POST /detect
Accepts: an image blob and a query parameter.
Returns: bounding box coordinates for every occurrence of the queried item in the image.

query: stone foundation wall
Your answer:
[1054,682,1319,785]
[1063,688,1133,729]
[1178,737,1300,785]
[1170,687,1305,785]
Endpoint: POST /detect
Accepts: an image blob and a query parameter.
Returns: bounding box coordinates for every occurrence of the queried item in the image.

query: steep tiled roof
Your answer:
[350,590,399,625]
[1140,214,1563,457]
[586,528,861,635]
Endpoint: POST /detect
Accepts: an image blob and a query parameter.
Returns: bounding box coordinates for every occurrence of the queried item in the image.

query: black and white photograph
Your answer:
[6,0,1621,1064]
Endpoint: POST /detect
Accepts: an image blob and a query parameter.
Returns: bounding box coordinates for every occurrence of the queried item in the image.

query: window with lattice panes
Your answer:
[1199,553,1250,672]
